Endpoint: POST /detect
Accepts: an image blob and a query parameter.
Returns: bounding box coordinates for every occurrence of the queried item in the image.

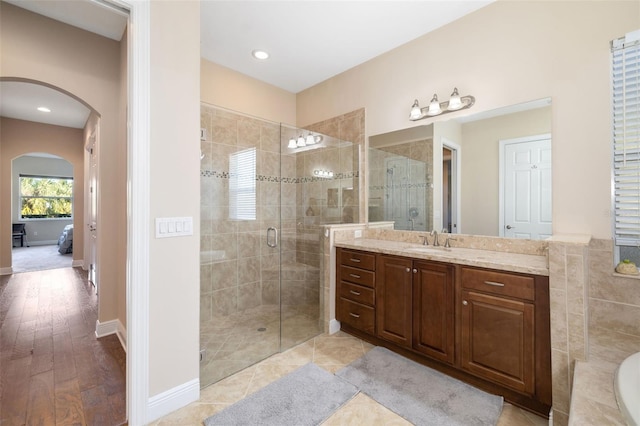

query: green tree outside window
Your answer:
[20,176,73,219]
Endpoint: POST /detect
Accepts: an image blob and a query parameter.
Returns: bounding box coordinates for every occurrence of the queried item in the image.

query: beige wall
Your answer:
[201,59,297,125]
[297,0,640,239]
[0,3,126,323]
[148,0,201,397]
[1,118,84,259]
[461,106,552,235]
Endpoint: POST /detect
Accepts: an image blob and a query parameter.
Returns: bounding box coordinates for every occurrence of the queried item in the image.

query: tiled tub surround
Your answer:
[568,238,640,425]
[200,104,361,387]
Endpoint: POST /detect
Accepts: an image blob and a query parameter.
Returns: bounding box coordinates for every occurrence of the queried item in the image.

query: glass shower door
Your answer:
[200,105,282,388]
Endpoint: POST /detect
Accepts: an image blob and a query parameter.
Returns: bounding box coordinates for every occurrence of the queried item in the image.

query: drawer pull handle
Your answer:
[349,312,360,318]
[349,290,361,296]
[350,258,361,263]
[349,273,361,279]
[484,281,505,287]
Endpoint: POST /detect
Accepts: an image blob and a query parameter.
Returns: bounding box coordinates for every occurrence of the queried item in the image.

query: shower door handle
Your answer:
[266,227,278,248]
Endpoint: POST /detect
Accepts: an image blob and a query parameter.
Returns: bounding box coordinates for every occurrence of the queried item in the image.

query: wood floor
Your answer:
[0,267,126,425]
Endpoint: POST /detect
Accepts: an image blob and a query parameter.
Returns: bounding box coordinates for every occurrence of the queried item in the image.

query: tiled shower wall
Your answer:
[303,108,365,225]
[200,104,362,322]
[200,105,284,320]
[368,139,434,230]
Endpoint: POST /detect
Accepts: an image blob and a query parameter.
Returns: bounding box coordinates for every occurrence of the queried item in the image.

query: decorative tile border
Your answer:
[201,170,359,183]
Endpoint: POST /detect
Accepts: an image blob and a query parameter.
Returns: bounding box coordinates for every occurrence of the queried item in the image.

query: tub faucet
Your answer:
[430,229,439,246]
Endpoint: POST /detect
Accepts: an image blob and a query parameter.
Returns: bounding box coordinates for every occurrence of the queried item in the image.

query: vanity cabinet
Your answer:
[376,255,413,347]
[460,267,535,394]
[375,255,455,363]
[336,249,376,335]
[335,246,552,417]
[413,260,455,364]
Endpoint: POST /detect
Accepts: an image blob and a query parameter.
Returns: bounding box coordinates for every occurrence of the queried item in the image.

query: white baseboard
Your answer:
[95,319,127,352]
[329,319,341,334]
[147,378,200,423]
[29,240,59,246]
[72,259,84,268]
[0,267,13,276]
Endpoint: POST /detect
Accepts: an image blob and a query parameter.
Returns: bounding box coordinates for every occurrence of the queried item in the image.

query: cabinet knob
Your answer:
[462,300,468,306]
[406,267,411,272]
[413,268,417,273]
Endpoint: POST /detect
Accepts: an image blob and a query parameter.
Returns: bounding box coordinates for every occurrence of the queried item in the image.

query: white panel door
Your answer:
[502,135,552,239]
[87,129,99,290]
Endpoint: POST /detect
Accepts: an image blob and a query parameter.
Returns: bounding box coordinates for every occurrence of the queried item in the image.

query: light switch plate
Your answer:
[155,217,194,238]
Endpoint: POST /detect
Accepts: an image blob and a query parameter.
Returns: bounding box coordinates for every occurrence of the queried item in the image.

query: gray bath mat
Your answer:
[204,363,358,426]
[336,346,503,426]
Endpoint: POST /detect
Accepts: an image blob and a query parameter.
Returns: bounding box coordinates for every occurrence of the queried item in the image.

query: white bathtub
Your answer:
[615,351,640,426]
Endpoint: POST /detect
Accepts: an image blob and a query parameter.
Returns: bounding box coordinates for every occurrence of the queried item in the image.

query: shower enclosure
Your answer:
[199,104,359,387]
[369,140,432,232]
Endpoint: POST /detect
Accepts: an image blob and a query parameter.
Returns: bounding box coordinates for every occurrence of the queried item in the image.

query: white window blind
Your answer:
[229,148,257,221]
[613,30,640,246]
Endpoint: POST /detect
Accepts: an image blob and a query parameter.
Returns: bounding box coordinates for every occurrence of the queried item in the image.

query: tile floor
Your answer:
[155,332,548,425]
[200,303,322,387]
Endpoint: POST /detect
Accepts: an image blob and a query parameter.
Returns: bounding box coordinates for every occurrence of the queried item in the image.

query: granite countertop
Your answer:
[335,238,549,276]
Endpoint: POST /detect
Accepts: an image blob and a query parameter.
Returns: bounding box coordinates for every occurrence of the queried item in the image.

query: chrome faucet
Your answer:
[422,235,429,245]
[430,229,439,246]
[444,236,457,248]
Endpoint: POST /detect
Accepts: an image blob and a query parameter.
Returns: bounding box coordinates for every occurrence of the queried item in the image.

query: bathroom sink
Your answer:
[405,246,452,254]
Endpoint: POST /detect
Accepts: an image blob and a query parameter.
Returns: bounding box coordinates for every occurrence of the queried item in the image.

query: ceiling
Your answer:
[1,0,494,128]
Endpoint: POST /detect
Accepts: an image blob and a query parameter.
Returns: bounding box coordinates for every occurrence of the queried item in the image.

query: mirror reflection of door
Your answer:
[87,128,99,291]
[500,134,552,239]
[442,140,460,234]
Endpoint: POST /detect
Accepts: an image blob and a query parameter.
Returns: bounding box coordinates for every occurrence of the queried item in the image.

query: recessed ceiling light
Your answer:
[37,106,51,113]
[251,50,269,60]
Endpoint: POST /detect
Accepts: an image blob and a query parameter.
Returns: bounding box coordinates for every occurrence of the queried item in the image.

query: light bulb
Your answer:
[297,135,306,147]
[306,133,316,145]
[447,88,462,111]
[427,94,441,116]
[288,138,297,149]
[410,99,422,120]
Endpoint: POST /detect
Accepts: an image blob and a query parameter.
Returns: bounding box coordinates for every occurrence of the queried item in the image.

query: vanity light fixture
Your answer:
[409,87,475,121]
[313,169,334,178]
[288,133,323,150]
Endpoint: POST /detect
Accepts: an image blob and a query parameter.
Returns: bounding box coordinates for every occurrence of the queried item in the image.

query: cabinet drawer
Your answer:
[461,267,535,301]
[339,281,375,306]
[337,297,375,335]
[340,250,376,271]
[339,265,375,288]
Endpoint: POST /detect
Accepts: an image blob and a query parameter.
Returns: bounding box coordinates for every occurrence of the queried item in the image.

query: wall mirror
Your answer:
[368,97,552,239]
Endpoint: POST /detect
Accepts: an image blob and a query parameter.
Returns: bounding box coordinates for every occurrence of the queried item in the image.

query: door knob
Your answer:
[506,225,514,229]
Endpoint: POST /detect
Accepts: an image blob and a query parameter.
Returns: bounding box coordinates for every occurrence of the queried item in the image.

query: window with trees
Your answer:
[20,175,73,219]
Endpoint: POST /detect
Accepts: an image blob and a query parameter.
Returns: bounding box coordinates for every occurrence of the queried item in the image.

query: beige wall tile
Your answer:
[550,288,568,351]
[551,349,571,413]
[589,299,640,337]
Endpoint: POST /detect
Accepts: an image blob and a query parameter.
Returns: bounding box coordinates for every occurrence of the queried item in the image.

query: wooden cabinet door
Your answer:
[376,255,412,347]
[412,261,455,364]
[461,290,535,394]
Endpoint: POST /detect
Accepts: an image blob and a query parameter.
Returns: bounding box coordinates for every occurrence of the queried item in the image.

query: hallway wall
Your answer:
[0,3,126,324]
